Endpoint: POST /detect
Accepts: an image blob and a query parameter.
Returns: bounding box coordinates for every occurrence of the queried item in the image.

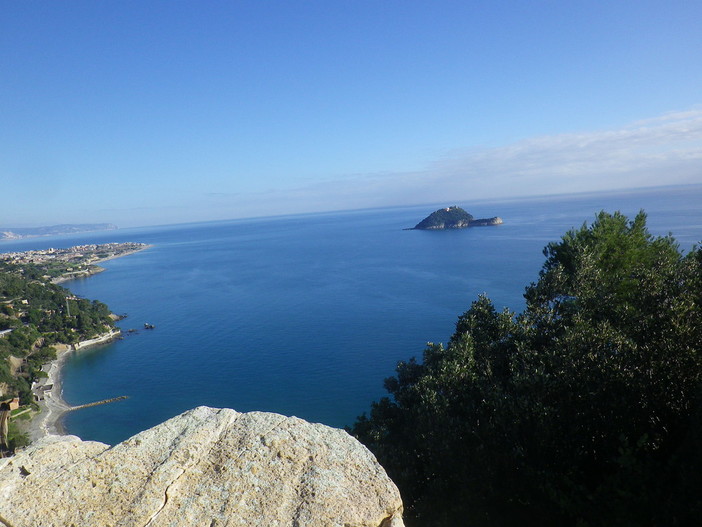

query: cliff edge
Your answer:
[0,407,404,527]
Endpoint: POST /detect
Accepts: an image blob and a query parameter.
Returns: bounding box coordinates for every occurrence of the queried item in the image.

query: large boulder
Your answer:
[0,407,404,527]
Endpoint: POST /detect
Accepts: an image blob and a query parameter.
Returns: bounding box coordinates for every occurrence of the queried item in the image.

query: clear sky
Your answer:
[2,1,701,228]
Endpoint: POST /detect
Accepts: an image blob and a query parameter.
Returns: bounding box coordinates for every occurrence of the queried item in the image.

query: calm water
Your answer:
[3,185,701,444]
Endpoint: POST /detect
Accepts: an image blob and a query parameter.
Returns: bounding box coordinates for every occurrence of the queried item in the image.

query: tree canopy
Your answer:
[352,211,702,526]
[0,261,116,403]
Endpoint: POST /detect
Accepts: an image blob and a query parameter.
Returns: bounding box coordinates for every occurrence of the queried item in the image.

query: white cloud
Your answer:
[431,109,702,187]
[343,107,702,206]
[167,107,702,222]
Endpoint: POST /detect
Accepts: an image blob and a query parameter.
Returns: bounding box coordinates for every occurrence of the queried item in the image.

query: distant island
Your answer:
[409,206,503,230]
[0,224,118,240]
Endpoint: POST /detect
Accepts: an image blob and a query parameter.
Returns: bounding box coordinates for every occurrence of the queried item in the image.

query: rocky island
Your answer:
[409,206,503,230]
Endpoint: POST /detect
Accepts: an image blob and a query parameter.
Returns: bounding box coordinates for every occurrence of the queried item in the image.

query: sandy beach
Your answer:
[24,330,121,442]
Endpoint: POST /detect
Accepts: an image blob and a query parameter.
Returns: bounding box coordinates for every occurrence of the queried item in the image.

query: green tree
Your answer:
[0,262,117,404]
[353,211,702,526]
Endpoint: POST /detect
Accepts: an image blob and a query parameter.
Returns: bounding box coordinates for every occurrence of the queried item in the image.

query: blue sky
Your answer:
[2,1,701,227]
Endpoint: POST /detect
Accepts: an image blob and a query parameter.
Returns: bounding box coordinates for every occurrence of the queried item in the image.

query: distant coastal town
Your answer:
[0,242,150,283]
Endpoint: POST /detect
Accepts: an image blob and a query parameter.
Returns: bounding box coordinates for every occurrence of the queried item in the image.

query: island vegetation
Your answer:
[410,206,502,230]
[353,211,701,526]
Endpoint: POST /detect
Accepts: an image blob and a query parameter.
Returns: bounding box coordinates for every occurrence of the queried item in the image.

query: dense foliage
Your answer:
[353,211,702,526]
[0,262,115,403]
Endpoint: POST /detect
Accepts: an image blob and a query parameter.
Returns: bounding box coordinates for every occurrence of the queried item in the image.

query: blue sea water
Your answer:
[3,185,701,445]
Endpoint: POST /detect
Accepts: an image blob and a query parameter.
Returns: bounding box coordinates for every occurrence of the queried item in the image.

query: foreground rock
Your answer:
[0,407,404,527]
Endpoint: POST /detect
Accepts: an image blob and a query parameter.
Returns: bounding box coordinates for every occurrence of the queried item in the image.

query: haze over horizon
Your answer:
[2,1,701,228]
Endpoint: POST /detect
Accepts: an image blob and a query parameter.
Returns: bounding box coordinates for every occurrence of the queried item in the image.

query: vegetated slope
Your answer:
[0,262,115,405]
[354,210,702,527]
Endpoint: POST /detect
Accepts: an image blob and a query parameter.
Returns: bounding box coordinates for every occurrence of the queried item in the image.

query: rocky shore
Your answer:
[51,266,106,284]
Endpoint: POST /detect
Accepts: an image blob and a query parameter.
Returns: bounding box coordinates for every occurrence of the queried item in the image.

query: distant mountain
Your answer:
[0,223,118,240]
[409,206,502,230]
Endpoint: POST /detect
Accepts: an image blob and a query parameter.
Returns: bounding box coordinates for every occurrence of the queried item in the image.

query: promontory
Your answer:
[409,206,503,230]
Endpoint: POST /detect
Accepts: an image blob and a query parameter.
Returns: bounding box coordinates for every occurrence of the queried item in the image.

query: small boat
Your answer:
[144,323,155,330]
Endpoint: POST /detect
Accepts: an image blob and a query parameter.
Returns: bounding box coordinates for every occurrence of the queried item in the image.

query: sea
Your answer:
[2,185,701,445]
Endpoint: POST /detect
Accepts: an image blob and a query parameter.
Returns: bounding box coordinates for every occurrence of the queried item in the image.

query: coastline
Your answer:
[51,245,152,284]
[91,245,153,264]
[10,243,151,445]
[25,329,121,442]
[52,267,106,284]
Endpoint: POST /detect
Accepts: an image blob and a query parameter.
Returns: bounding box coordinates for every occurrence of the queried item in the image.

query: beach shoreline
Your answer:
[10,243,152,444]
[25,329,121,442]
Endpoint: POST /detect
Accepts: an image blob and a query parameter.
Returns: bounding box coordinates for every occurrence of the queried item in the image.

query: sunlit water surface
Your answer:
[2,185,699,444]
